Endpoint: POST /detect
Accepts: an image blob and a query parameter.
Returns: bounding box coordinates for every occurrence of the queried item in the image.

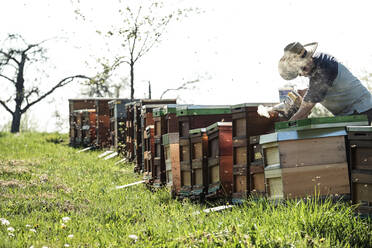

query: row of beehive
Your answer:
[68,98,372,213]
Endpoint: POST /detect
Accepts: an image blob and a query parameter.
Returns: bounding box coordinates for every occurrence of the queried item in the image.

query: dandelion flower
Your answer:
[61,223,67,229]
[62,217,71,223]
[30,229,37,233]
[67,234,74,238]
[129,234,138,240]
[0,218,10,226]
[7,227,15,232]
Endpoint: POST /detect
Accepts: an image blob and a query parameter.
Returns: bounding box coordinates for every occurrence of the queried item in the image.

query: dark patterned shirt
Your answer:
[303,53,338,103]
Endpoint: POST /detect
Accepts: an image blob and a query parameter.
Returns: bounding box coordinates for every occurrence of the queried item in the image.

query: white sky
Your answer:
[1,0,372,132]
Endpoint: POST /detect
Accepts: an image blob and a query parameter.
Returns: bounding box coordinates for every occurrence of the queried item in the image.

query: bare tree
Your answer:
[74,0,197,100]
[0,34,90,133]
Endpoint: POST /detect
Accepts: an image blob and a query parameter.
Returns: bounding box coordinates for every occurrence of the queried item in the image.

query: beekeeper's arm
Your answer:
[289,101,315,121]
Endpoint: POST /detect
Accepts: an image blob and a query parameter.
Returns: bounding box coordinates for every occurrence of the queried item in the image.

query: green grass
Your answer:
[0,132,371,247]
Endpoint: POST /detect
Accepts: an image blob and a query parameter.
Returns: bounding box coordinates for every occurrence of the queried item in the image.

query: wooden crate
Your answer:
[260,127,351,200]
[230,103,278,202]
[108,99,131,153]
[143,125,155,183]
[123,101,140,161]
[206,122,233,198]
[347,126,372,214]
[163,133,181,195]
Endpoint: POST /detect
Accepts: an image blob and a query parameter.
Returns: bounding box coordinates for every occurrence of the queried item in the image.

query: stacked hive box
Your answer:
[163,132,180,195]
[152,104,179,188]
[347,126,372,214]
[124,101,138,161]
[108,99,131,153]
[176,105,232,198]
[69,98,114,148]
[206,122,233,198]
[143,125,155,183]
[76,109,97,147]
[230,103,277,203]
[187,128,208,199]
[136,100,177,173]
[260,115,368,200]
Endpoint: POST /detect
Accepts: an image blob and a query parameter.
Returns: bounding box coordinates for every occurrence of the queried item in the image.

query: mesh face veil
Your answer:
[278,42,318,80]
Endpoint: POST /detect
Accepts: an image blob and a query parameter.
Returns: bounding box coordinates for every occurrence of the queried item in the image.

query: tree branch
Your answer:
[0,99,13,115]
[0,73,16,84]
[160,79,199,99]
[0,50,20,65]
[21,75,90,113]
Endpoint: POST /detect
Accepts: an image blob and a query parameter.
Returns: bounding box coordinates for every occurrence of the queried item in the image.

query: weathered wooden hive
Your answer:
[230,103,277,203]
[108,99,131,153]
[79,109,97,147]
[347,126,372,214]
[140,101,177,175]
[206,122,233,198]
[176,105,232,198]
[69,98,114,148]
[162,132,181,195]
[123,101,140,161]
[143,125,155,183]
[152,104,179,188]
[260,115,369,200]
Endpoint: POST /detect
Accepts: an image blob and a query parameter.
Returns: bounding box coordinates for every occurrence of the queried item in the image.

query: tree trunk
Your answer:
[130,61,134,100]
[11,110,22,133]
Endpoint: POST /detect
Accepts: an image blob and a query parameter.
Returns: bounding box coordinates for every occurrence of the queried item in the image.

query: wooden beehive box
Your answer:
[69,99,96,146]
[188,128,208,199]
[230,103,278,203]
[260,127,354,200]
[124,101,139,161]
[206,122,233,198]
[347,126,372,214]
[152,104,180,187]
[69,98,115,148]
[133,99,177,172]
[176,105,232,139]
[143,125,155,183]
[108,99,131,153]
[163,133,181,196]
[80,109,97,147]
[72,110,83,146]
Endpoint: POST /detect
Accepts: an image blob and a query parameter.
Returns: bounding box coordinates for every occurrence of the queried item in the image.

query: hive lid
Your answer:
[275,115,368,132]
[176,105,231,116]
[231,102,278,109]
[260,127,347,144]
[346,126,372,132]
[153,104,180,117]
[206,122,232,133]
[189,127,207,135]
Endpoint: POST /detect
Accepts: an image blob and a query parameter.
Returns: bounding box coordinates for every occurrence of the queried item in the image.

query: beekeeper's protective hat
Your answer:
[278,42,318,80]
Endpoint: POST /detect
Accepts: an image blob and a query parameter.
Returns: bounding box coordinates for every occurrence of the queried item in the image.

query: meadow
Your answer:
[0,132,371,247]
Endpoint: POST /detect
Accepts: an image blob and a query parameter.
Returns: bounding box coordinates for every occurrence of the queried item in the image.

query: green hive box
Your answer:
[176,105,231,116]
[275,115,368,132]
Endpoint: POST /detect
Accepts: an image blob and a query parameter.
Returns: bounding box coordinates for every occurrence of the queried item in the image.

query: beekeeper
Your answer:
[278,42,372,124]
